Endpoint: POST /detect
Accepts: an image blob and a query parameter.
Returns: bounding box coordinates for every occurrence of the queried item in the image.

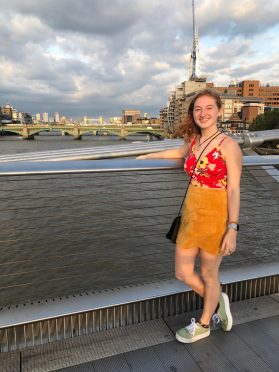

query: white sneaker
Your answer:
[212,292,233,331]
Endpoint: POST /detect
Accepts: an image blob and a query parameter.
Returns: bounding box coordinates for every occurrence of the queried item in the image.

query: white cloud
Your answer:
[0,0,278,118]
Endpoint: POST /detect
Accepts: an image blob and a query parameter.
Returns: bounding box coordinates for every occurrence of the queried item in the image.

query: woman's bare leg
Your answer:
[175,246,204,296]
[199,250,223,325]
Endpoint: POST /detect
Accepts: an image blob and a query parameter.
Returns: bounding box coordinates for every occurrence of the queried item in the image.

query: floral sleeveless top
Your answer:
[184,137,227,189]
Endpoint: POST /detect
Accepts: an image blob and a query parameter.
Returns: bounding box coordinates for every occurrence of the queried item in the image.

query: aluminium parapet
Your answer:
[0,155,278,176]
[0,129,278,163]
[243,129,279,147]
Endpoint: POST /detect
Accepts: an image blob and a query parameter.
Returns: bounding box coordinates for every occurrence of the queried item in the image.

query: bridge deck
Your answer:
[1,295,279,371]
[0,124,167,140]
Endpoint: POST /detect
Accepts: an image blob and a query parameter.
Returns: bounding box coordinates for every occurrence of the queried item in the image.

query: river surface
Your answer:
[0,133,278,308]
[0,132,151,155]
[0,132,185,307]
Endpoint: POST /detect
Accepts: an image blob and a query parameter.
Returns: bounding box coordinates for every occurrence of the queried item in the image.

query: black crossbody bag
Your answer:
[166,132,221,244]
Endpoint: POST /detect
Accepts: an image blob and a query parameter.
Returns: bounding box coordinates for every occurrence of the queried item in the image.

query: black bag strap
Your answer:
[177,131,222,216]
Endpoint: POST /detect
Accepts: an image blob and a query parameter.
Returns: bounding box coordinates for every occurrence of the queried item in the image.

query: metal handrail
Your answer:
[243,129,279,147]
[0,129,278,163]
[0,155,278,176]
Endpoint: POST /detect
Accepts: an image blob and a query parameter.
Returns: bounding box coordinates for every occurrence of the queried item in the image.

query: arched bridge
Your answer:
[0,124,168,140]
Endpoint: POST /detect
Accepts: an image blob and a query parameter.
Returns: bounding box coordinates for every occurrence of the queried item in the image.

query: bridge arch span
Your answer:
[0,128,23,136]
[96,129,120,137]
[27,129,51,136]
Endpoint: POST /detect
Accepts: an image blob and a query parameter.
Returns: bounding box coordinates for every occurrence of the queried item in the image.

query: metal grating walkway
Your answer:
[1,294,278,371]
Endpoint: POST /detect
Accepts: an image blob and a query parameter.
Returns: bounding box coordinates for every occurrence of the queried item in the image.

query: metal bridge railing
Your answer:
[0,127,278,162]
[0,156,278,351]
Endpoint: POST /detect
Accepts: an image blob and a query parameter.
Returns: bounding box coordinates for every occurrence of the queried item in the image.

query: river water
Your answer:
[0,133,278,308]
[0,132,151,155]
[0,133,185,307]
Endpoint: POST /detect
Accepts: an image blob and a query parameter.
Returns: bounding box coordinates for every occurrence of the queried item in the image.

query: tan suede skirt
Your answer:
[176,185,228,255]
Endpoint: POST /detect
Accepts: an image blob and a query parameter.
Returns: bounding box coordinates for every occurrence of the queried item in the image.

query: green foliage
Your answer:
[249,110,279,131]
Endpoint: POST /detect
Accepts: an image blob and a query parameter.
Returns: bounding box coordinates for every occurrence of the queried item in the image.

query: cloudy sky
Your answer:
[0,0,279,120]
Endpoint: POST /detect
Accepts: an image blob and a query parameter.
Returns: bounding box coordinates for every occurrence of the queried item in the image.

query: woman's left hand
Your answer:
[220,229,237,256]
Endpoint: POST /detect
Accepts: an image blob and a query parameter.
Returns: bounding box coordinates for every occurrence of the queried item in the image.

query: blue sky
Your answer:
[0,0,278,119]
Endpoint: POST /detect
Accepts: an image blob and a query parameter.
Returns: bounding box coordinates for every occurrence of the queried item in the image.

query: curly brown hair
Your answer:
[174,89,222,141]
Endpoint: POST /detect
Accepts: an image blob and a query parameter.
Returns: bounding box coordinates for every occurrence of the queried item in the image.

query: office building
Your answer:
[43,112,49,123]
[54,112,60,124]
[212,80,279,109]
[122,110,141,124]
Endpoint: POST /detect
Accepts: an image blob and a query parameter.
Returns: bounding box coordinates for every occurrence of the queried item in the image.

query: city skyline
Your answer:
[0,0,279,119]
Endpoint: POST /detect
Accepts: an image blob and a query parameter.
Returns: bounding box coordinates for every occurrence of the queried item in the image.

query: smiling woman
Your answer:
[138,89,243,344]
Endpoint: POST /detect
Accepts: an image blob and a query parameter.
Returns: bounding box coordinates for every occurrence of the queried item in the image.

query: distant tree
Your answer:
[249,110,279,131]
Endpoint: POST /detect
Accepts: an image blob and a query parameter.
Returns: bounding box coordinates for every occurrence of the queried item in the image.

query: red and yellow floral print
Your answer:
[184,137,227,189]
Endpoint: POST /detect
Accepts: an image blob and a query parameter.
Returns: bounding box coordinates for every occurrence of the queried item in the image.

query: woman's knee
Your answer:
[175,268,195,285]
[175,266,185,282]
[175,260,194,283]
[175,270,184,282]
[200,268,219,285]
[200,251,222,284]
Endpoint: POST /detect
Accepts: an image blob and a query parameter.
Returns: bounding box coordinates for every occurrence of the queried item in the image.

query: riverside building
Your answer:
[122,110,141,124]
[43,112,49,123]
[211,80,279,109]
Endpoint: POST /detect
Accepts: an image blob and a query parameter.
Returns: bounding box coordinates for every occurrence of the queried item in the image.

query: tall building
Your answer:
[54,112,60,124]
[2,103,13,117]
[163,0,207,131]
[43,112,49,123]
[159,107,168,130]
[167,90,176,132]
[1,104,13,123]
[122,110,141,124]
[212,80,279,109]
[1,103,19,122]
[189,0,199,81]
[35,113,41,123]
